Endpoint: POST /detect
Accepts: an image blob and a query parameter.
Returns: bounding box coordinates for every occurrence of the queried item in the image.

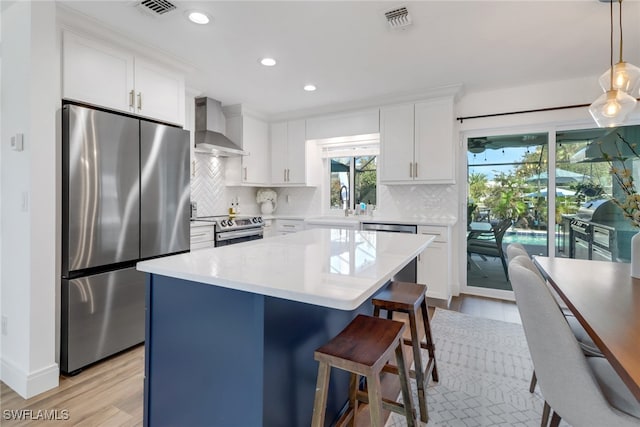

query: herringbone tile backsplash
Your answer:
[191,153,457,218]
[191,154,259,216]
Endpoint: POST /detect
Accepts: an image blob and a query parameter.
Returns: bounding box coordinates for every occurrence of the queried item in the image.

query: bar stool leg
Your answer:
[311,362,331,427]
[346,373,359,427]
[408,309,428,423]
[395,339,416,427]
[366,373,384,427]
[420,300,438,382]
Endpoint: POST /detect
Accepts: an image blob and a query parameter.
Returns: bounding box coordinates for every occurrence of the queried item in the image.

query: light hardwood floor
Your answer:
[0,295,519,427]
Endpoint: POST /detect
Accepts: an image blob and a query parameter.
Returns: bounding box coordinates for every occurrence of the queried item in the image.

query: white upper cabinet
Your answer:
[379,103,415,183]
[271,119,316,186]
[62,31,134,113]
[414,97,455,183]
[379,97,455,184]
[133,58,185,126]
[225,110,270,186]
[62,31,185,126]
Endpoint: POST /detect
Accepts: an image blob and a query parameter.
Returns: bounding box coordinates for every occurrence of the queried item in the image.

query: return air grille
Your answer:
[139,0,176,15]
[385,7,412,30]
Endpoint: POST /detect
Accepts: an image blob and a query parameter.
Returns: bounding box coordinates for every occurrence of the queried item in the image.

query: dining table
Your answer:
[533,256,640,402]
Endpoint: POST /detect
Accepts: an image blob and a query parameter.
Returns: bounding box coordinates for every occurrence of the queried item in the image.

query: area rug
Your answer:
[385,309,567,427]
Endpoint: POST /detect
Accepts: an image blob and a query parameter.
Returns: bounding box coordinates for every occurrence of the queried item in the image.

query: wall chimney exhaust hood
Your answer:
[194,97,247,156]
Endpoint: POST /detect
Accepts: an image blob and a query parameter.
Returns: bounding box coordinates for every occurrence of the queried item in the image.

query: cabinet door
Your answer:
[62,31,134,113]
[418,242,450,301]
[286,120,307,185]
[379,103,415,183]
[414,98,455,183]
[241,116,270,184]
[134,58,185,126]
[270,122,288,185]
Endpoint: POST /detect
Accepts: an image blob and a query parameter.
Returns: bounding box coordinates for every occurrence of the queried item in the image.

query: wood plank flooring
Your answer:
[0,295,518,427]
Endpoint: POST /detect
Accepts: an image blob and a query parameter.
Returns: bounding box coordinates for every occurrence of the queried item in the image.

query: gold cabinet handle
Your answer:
[244,167,248,181]
[137,92,142,110]
[129,90,135,108]
[409,162,413,178]
[414,162,418,178]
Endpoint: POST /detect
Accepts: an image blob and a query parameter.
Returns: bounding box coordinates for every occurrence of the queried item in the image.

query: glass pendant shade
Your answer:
[589,89,637,127]
[598,61,640,94]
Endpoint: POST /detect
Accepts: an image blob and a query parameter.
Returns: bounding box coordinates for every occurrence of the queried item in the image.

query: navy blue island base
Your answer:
[144,273,373,427]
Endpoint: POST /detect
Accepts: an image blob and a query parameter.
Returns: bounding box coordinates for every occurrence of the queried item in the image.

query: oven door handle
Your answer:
[216,228,264,241]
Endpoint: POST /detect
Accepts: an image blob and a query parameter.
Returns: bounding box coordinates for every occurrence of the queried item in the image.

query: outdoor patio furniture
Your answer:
[467,218,512,281]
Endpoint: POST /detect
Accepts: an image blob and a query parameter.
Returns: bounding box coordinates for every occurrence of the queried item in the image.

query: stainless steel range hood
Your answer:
[194,97,246,156]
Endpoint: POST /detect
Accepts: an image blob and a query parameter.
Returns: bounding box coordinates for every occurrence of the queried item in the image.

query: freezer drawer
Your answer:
[61,267,145,374]
[63,105,140,274]
[140,121,190,258]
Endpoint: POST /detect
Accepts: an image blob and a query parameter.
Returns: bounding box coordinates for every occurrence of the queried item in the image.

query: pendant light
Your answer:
[597,0,640,94]
[589,0,637,128]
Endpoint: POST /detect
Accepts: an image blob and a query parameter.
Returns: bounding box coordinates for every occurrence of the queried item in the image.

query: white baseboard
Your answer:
[1,358,59,399]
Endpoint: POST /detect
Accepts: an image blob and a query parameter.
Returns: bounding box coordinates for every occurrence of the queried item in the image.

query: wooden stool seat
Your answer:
[372,281,439,423]
[311,314,416,427]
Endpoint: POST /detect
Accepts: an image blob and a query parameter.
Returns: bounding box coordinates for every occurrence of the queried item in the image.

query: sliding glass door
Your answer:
[467,132,549,293]
[466,124,640,297]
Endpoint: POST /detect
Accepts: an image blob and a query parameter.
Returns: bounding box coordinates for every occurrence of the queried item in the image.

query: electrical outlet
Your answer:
[2,316,7,335]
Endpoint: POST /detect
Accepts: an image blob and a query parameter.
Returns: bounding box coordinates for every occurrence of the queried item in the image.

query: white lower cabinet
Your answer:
[190,223,214,250]
[417,225,452,303]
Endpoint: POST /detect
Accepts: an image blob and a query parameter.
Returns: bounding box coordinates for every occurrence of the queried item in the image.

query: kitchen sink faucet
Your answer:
[340,185,350,216]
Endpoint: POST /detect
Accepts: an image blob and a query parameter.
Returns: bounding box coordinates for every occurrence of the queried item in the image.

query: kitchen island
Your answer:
[137,229,434,427]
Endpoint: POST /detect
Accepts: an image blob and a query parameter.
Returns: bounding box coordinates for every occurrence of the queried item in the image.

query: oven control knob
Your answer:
[252,217,258,223]
[257,217,263,223]
[228,220,234,227]
[221,220,227,227]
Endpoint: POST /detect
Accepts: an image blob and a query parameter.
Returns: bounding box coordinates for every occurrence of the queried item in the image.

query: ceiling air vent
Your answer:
[137,0,177,16]
[384,7,412,30]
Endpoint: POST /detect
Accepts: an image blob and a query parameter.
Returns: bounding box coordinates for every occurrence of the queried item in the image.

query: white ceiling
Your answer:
[58,1,640,118]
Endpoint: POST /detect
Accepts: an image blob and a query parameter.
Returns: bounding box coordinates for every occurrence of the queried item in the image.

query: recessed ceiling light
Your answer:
[303,84,317,92]
[260,57,277,67]
[187,11,210,25]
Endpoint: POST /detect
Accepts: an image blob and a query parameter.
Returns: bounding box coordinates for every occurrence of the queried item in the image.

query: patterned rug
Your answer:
[385,309,566,427]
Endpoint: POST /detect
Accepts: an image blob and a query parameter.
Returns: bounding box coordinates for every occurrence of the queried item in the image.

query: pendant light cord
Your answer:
[610,0,614,89]
[618,0,624,63]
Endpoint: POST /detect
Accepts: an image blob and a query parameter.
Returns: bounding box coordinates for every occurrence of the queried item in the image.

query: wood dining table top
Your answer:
[533,256,640,402]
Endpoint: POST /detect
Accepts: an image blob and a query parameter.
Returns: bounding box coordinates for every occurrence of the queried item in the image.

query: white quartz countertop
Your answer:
[137,229,434,310]
[271,214,457,227]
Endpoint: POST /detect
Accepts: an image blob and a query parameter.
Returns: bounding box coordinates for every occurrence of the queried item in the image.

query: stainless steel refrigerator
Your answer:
[61,104,190,374]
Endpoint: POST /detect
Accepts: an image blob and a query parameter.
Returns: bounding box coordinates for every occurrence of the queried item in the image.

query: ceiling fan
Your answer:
[468,138,488,154]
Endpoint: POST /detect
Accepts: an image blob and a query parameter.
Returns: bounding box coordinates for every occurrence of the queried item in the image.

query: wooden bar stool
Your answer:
[311,314,416,427]
[372,281,439,423]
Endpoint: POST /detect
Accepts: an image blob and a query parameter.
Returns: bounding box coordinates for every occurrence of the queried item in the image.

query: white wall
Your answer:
[1,1,59,398]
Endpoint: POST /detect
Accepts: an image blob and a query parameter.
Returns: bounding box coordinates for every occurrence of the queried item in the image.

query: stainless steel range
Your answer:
[196,215,264,246]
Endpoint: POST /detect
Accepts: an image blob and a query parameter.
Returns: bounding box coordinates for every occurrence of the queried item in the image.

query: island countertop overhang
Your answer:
[136,229,434,310]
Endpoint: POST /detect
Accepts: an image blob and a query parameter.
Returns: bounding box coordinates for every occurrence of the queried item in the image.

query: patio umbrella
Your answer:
[524,187,576,198]
[525,168,587,185]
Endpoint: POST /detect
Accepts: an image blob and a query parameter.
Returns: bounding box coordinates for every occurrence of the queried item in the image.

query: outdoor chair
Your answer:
[467,218,512,281]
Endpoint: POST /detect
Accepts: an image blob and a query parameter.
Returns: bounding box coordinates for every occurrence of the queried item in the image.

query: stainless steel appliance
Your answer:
[61,103,190,374]
[570,219,591,260]
[194,97,246,156]
[572,198,632,261]
[195,215,264,246]
[361,222,417,282]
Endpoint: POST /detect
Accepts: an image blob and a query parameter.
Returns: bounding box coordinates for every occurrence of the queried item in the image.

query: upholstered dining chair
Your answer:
[509,256,640,427]
[505,244,604,394]
[467,218,512,281]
